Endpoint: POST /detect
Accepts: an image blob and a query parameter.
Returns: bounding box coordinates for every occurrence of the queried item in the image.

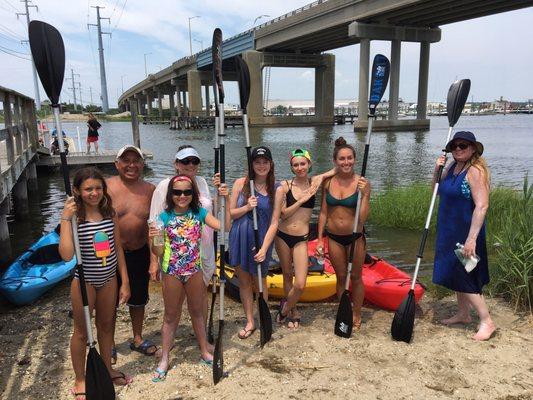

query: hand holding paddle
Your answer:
[391,79,471,344]
[334,54,390,338]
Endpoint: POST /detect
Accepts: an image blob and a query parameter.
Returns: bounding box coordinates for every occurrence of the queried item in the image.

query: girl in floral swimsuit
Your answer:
[150,175,228,382]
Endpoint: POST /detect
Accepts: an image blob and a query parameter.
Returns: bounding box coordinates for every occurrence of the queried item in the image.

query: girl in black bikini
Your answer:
[317,137,370,330]
[274,149,335,329]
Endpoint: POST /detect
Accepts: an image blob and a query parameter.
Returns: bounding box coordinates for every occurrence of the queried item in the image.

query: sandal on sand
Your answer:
[199,357,213,367]
[276,309,288,324]
[130,339,158,356]
[151,368,168,383]
[111,371,133,386]
[69,388,86,400]
[111,346,117,365]
[238,327,256,339]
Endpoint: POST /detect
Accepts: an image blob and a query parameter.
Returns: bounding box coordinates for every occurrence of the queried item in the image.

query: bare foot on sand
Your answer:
[440,314,472,325]
[473,321,496,341]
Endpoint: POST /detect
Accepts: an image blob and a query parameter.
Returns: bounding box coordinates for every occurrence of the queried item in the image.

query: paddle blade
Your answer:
[234,55,251,113]
[28,21,65,106]
[85,347,115,400]
[446,79,470,127]
[213,319,225,385]
[212,28,224,103]
[207,291,216,345]
[368,54,390,116]
[258,296,272,347]
[334,290,353,338]
[391,290,416,343]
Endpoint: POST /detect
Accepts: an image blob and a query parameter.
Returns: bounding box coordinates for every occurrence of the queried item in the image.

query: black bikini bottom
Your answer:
[326,229,365,247]
[276,230,309,249]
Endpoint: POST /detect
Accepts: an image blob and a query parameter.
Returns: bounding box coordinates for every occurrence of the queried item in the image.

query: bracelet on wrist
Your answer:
[61,217,71,221]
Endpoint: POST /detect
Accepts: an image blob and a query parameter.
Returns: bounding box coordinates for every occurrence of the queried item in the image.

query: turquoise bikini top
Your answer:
[326,190,358,208]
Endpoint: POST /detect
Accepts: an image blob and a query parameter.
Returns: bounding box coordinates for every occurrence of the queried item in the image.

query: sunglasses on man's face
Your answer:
[178,157,200,165]
[450,142,470,151]
[172,189,193,197]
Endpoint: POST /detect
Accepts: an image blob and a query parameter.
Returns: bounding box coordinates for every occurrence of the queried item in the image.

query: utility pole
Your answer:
[88,6,110,112]
[77,82,83,109]
[17,0,41,110]
[67,68,80,110]
[89,87,94,105]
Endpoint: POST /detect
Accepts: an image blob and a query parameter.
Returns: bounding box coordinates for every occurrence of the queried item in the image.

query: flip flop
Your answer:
[238,327,256,339]
[199,357,213,367]
[151,368,168,383]
[111,371,133,386]
[69,388,86,400]
[130,339,158,356]
[111,346,117,365]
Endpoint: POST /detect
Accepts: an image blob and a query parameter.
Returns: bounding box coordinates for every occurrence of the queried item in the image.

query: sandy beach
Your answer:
[1,281,531,400]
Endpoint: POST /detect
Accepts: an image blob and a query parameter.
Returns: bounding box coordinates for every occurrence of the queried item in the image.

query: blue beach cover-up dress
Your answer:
[229,188,277,276]
[433,164,489,293]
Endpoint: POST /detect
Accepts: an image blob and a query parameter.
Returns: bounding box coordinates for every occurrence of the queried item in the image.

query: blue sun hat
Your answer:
[445,131,484,155]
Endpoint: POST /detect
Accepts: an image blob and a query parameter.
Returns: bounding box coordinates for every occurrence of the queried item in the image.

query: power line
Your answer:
[0,46,29,60]
[0,43,28,54]
[111,0,127,32]
[0,23,24,40]
[1,0,19,12]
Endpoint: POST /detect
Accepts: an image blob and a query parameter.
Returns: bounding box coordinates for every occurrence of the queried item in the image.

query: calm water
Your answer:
[3,114,532,273]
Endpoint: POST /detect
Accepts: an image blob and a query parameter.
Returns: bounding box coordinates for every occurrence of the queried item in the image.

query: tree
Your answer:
[274,105,287,116]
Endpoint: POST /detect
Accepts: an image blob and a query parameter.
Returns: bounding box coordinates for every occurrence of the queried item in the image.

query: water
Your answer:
[4,114,532,273]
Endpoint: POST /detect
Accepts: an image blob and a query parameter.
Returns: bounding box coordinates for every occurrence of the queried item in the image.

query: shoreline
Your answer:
[1,280,531,399]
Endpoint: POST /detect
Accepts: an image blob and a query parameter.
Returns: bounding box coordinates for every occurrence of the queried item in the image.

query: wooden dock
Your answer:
[36,149,153,167]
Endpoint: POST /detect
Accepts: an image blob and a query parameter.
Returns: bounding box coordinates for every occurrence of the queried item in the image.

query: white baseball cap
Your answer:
[175,147,201,161]
[116,145,144,160]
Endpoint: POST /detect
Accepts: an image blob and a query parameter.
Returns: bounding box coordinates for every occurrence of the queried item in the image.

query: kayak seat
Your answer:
[26,244,62,266]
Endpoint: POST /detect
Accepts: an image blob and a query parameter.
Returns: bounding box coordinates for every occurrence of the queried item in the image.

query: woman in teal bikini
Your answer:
[317,137,370,330]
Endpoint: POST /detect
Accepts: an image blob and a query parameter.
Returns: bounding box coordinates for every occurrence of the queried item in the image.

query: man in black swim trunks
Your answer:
[107,145,157,360]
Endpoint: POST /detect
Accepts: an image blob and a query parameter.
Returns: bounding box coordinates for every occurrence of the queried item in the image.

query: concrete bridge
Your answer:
[118,0,533,131]
[0,86,40,264]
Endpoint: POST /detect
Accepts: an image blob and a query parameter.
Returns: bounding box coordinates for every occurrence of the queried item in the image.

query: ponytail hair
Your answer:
[333,136,356,160]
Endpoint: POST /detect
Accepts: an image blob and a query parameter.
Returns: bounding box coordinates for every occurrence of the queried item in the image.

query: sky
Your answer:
[1,0,532,108]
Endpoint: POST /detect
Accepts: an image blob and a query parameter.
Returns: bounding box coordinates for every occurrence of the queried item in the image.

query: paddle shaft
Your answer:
[344,116,373,291]
[53,106,96,347]
[409,126,453,290]
[217,101,226,321]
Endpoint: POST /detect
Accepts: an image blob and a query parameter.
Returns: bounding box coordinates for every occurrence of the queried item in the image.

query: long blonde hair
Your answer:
[470,153,490,188]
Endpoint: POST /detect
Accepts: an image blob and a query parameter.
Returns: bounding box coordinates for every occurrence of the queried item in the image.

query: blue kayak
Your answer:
[0,230,76,306]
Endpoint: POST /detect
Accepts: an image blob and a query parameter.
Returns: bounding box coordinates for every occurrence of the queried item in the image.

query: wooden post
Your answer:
[130,98,141,148]
[13,174,29,219]
[0,199,11,265]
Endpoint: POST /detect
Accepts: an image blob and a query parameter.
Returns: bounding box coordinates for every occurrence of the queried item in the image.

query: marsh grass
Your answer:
[370,176,533,314]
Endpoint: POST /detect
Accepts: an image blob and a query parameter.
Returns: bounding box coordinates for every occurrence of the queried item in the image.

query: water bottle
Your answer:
[454,243,480,273]
[151,217,165,247]
[316,244,325,265]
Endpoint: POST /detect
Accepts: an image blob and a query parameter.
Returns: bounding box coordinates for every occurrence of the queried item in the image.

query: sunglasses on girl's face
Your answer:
[172,189,193,197]
[178,157,200,165]
[450,142,469,151]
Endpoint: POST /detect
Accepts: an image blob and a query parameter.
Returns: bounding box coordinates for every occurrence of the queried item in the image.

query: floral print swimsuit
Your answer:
[159,208,208,282]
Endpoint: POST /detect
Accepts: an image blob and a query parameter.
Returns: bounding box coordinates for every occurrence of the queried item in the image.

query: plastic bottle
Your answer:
[454,243,480,272]
[150,217,165,247]
[316,244,325,265]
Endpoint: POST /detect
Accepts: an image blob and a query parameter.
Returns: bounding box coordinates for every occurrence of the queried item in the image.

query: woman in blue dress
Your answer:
[433,131,495,341]
[229,146,282,339]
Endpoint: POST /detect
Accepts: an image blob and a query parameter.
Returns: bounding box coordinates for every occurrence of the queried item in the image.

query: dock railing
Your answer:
[0,86,38,203]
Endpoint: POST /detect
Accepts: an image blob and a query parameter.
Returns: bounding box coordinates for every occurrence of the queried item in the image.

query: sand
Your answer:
[1,281,532,400]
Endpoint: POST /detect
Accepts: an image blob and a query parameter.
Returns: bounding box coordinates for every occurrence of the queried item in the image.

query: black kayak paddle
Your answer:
[334,54,390,338]
[29,20,115,399]
[391,79,471,343]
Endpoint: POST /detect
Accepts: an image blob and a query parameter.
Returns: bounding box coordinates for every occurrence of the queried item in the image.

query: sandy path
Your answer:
[1,281,531,400]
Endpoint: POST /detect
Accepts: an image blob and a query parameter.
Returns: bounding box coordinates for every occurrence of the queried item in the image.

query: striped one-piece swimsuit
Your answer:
[75,218,118,288]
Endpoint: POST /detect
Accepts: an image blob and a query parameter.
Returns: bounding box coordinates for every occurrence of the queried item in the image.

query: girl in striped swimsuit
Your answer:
[59,167,132,399]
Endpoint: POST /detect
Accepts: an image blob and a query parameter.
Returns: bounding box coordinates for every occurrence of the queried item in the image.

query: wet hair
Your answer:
[242,158,276,205]
[72,167,115,222]
[165,174,201,214]
[333,137,356,160]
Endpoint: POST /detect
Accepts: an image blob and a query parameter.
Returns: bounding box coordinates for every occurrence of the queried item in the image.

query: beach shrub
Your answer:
[488,175,532,314]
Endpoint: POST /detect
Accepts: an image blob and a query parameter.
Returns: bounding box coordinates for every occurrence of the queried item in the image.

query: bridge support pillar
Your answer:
[0,199,11,265]
[315,54,335,124]
[169,91,175,118]
[157,90,163,119]
[182,90,188,116]
[146,93,152,115]
[13,174,29,220]
[417,41,430,120]
[176,88,182,118]
[26,161,38,193]
[242,51,264,124]
[388,39,401,120]
[187,70,203,117]
[204,85,210,116]
[358,39,370,123]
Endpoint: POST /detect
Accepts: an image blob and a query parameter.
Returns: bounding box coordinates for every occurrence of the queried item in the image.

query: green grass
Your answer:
[370,176,533,314]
